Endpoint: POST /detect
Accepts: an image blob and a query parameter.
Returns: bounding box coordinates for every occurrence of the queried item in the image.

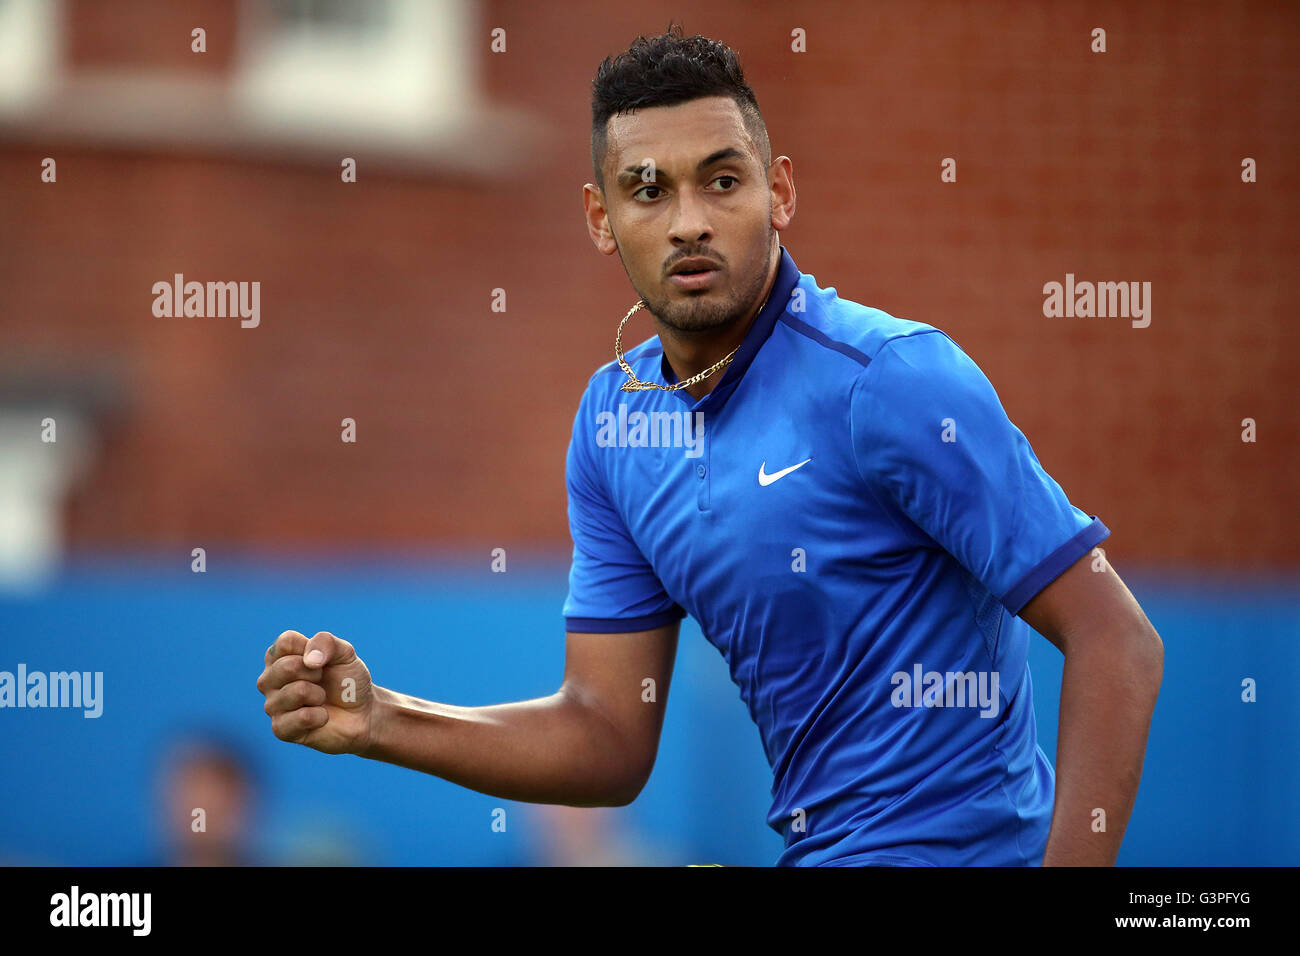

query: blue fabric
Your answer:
[562,246,1108,865]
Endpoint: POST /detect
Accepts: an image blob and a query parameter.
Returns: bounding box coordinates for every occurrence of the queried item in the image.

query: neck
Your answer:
[657,242,779,401]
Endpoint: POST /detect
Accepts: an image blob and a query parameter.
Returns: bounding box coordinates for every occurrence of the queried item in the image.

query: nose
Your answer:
[669,186,712,247]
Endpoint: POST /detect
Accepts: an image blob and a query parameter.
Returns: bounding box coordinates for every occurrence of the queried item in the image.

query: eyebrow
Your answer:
[615,147,746,188]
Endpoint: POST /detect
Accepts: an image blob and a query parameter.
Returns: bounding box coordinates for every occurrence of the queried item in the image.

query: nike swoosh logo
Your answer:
[758,457,812,486]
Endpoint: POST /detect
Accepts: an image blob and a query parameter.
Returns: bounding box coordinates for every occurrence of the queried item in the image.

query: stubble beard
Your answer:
[637,238,774,336]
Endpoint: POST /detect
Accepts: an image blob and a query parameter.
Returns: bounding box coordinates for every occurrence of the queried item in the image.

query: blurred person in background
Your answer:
[147,731,262,867]
[526,804,662,866]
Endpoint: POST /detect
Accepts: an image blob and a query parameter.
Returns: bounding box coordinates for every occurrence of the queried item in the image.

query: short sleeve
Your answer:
[561,382,686,633]
[850,330,1109,615]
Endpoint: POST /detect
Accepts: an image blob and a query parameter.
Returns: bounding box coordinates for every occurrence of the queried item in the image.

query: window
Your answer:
[233,0,475,143]
[0,0,63,115]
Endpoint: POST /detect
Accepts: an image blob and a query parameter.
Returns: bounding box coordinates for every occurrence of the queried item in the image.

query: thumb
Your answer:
[303,631,338,668]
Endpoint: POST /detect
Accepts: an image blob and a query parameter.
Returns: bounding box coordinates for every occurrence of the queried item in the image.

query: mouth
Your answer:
[668,265,721,292]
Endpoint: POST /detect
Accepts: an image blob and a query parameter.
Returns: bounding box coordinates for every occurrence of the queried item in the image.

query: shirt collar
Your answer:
[659,244,801,410]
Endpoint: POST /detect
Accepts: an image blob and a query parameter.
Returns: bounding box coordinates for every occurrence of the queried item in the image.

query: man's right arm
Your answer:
[255,376,686,807]
[256,623,679,808]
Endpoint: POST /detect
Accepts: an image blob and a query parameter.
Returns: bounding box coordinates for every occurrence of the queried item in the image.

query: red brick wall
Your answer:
[1,0,1295,567]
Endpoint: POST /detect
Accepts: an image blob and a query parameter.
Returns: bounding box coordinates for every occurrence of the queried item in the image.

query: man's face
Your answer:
[164,756,249,849]
[597,96,775,334]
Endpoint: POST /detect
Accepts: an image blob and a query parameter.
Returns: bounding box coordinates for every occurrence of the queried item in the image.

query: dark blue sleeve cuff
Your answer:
[1002,517,1111,616]
[565,604,686,634]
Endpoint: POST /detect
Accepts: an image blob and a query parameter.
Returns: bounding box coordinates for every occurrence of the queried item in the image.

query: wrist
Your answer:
[357,684,395,759]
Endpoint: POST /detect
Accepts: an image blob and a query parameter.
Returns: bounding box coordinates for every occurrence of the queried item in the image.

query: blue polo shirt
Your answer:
[562,245,1109,866]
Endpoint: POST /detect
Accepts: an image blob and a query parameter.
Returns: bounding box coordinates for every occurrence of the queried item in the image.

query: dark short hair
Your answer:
[590,23,771,190]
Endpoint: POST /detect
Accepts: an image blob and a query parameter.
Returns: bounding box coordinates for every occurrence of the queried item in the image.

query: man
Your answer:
[256,27,1163,866]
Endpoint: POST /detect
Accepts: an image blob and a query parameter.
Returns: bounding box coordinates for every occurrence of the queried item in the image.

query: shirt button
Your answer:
[696,465,707,478]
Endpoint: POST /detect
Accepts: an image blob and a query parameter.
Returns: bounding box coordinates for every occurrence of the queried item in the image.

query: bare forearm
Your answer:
[1042,630,1163,865]
[357,684,640,807]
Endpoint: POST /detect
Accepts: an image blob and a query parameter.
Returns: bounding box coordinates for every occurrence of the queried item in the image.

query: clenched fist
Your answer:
[257,630,375,755]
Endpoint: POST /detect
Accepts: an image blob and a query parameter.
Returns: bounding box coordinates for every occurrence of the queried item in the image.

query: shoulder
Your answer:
[566,333,661,481]
[774,276,1004,431]
[775,273,956,376]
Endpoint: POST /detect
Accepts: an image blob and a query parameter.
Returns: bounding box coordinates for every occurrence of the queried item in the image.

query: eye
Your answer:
[632,183,664,202]
[710,175,738,190]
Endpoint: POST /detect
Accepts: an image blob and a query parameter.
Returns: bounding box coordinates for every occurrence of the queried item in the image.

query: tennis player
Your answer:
[257,26,1163,866]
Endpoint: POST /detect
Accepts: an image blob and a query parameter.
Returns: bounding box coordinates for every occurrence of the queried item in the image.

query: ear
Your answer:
[583,183,619,256]
[768,156,796,232]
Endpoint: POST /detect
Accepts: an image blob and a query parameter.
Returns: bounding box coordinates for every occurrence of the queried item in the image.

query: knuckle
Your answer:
[271,655,299,680]
[260,662,285,690]
[286,680,324,706]
[264,686,296,716]
[268,631,306,664]
[274,711,306,741]
[280,713,300,738]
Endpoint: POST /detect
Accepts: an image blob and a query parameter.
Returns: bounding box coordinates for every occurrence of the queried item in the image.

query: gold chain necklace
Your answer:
[615,289,771,393]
